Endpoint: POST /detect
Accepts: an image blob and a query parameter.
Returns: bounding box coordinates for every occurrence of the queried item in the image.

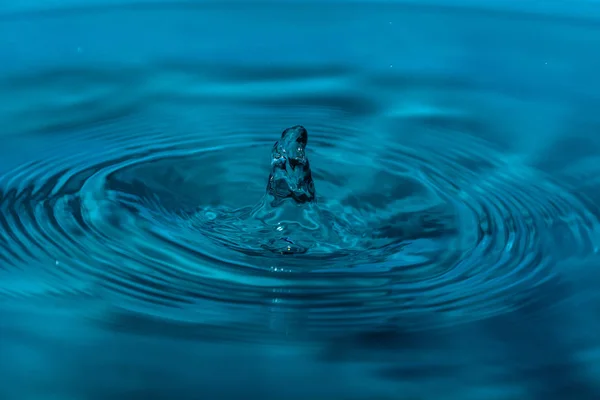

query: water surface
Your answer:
[2,2,600,399]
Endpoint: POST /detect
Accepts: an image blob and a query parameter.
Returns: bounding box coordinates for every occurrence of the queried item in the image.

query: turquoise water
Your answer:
[2,1,600,399]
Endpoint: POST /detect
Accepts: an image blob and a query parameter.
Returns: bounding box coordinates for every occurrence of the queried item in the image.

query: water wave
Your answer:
[0,62,599,340]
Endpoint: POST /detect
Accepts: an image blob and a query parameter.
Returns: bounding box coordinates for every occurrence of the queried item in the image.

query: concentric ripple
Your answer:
[1,64,599,338]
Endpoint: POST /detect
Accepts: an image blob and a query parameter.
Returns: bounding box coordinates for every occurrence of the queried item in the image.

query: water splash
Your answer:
[193,125,330,256]
[192,124,459,259]
[266,125,316,205]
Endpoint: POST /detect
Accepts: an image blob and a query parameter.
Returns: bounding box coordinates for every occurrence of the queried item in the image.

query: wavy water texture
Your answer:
[1,61,596,330]
[2,3,600,400]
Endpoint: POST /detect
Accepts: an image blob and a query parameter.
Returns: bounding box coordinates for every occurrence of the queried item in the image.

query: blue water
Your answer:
[2,1,600,399]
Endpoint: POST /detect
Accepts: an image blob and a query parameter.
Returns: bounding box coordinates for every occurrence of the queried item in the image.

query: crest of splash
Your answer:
[266,125,316,206]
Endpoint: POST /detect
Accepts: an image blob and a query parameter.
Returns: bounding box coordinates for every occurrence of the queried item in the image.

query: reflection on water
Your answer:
[2,2,600,399]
